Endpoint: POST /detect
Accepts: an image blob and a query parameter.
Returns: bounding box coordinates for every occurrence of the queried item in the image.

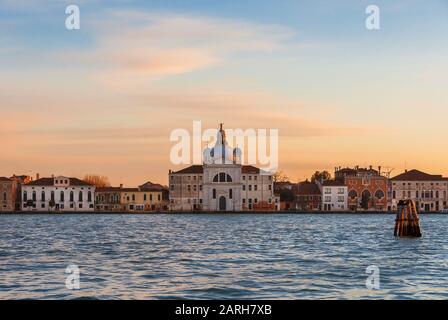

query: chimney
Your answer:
[36,173,40,180]
[120,184,123,188]
[378,166,382,174]
[369,165,373,170]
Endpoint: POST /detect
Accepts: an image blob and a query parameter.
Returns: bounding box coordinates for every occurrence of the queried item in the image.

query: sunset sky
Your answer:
[1,0,447,186]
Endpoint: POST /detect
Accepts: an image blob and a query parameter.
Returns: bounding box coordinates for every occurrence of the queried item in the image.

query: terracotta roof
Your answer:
[139,181,167,191]
[0,177,11,182]
[96,187,123,192]
[172,164,264,175]
[242,165,260,174]
[391,169,447,181]
[172,165,204,174]
[297,181,321,195]
[322,180,346,187]
[26,177,94,187]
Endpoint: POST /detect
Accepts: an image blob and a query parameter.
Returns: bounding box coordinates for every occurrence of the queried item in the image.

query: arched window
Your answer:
[32,191,36,201]
[70,191,74,202]
[88,191,92,202]
[60,191,65,202]
[213,173,233,183]
[375,189,384,200]
[212,189,216,199]
[348,190,357,199]
[41,191,45,201]
[50,191,55,202]
[3,192,6,201]
[79,191,83,202]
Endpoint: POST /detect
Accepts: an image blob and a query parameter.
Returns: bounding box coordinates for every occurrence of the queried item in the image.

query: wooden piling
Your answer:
[394,199,422,237]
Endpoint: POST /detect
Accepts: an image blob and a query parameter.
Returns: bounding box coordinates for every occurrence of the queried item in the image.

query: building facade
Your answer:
[169,124,277,212]
[22,176,95,212]
[318,180,348,211]
[390,169,448,212]
[335,166,388,211]
[295,181,322,211]
[0,177,15,211]
[9,175,33,210]
[95,182,168,212]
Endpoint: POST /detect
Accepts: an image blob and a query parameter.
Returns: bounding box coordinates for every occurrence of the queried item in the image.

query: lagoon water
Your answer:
[0,213,447,299]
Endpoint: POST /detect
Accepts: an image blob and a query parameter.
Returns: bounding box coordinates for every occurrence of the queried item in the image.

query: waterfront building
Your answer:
[9,175,33,210]
[95,186,123,212]
[390,169,448,212]
[95,182,168,212]
[295,180,322,211]
[317,180,348,211]
[0,177,15,211]
[169,124,278,212]
[22,176,95,212]
[335,166,388,211]
[274,181,297,210]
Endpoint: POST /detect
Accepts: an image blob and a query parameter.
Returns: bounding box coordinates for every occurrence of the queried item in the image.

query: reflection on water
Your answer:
[0,214,447,299]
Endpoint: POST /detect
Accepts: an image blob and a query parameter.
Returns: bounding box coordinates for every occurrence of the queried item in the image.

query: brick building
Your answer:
[335,166,388,211]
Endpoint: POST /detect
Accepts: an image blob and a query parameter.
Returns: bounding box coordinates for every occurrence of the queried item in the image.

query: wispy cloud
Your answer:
[59,10,295,79]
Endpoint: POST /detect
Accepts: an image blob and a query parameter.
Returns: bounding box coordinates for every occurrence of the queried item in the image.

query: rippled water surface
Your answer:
[0,214,447,299]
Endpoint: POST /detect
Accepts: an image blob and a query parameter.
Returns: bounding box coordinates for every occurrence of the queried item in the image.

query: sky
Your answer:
[0,0,447,186]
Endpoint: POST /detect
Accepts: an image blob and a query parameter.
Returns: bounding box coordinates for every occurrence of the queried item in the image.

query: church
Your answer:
[168,124,279,211]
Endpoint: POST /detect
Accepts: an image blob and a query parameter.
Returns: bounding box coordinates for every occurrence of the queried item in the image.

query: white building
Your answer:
[22,176,95,212]
[318,180,348,211]
[169,124,278,211]
[390,169,448,212]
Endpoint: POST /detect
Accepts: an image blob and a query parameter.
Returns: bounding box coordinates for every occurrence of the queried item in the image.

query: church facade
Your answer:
[168,124,278,212]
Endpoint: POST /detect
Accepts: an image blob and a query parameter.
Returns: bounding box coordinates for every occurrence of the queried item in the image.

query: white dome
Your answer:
[203,124,241,165]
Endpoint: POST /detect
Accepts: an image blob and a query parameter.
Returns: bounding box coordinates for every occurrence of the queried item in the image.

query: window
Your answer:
[338,196,345,202]
[70,191,74,202]
[78,191,83,202]
[348,190,357,199]
[324,188,331,194]
[213,173,232,182]
[242,185,246,191]
[254,185,258,191]
[268,185,272,191]
[51,191,55,202]
[158,194,161,201]
[2,192,6,201]
[170,185,174,191]
[132,194,135,201]
[187,185,191,191]
[60,191,64,202]
[144,194,147,201]
[249,185,252,191]
[41,191,45,201]
[32,191,36,201]
[212,189,216,199]
[88,191,92,202]
[23,191,27,202]
[325,196,331,202]
[229,189,233,199]
[150,194,153,201]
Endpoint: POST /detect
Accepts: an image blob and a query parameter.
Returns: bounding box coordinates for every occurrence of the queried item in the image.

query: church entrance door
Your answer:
[219,196,226,211]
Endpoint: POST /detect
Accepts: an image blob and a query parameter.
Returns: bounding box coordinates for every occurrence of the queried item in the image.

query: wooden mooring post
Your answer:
[394,199,422,237]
